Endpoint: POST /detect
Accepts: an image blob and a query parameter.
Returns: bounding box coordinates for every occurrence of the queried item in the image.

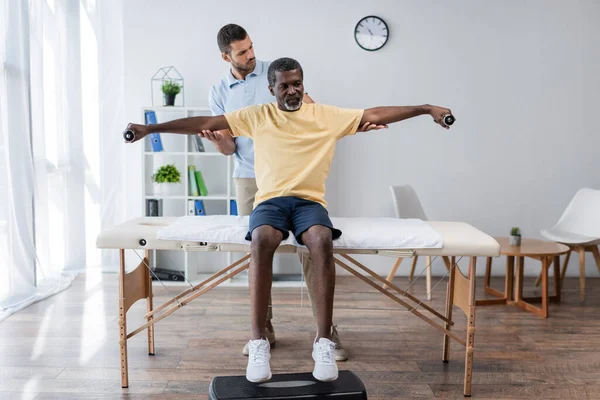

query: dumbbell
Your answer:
[123,129,136,143]
[442,114,455,127]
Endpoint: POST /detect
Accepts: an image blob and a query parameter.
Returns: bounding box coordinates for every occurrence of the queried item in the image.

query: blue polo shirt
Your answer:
[209,59,273,178]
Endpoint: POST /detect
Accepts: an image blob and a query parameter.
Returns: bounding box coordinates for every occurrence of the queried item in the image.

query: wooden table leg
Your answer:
[463,257,477,397]
[118,249,129,388]
[477,256,511,306]
[513,256,524,303]
[442,257,456,363]
[515,257,551,318]
[505,256,514,301]
[541,256,549,317]
[553,255,561,303]
[146,250,155,356]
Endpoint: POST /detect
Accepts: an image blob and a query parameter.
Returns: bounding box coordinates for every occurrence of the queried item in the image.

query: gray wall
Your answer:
[123,0,600,277]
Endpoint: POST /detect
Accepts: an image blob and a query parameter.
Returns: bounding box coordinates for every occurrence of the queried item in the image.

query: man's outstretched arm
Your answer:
[124,115,231,143]
[360,105,452,129]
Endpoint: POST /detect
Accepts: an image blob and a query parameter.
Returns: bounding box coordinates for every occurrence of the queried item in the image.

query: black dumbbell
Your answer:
[443,114,455,127]
[123,129,136,143]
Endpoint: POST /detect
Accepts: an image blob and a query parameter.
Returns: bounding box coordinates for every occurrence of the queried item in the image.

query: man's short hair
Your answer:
[217,24,248,54]
[267,58,304,86]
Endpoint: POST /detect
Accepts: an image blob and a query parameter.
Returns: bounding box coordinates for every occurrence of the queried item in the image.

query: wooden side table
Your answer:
[478,237,569,317]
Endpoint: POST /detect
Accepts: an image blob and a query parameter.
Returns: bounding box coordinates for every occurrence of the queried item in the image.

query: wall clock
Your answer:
[354,15,389,51]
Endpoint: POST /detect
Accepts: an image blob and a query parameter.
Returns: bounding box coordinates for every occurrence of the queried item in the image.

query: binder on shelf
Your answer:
[230,199,238,216]
[193,135,205,152]
[188,166,199,196]
[194,170,209,196]
[146,199,163,216]
[144,110,164,152]
[151,267,185,281]
[194,200,206,215]
[187,199,195,216]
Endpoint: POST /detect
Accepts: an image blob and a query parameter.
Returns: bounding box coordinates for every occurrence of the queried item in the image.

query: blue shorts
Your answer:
[246,196,342,245]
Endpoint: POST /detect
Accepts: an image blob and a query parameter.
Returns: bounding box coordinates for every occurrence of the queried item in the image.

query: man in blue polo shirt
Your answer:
[200,23,385,361]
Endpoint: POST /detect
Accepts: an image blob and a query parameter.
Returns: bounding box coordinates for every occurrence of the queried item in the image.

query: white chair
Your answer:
[385,185,434,299]
[538,188,600,301]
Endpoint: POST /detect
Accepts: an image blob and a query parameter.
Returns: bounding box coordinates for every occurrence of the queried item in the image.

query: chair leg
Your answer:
[425,256,432,300]
[409,255,419,281]
[383,257,403,289]
[560,250,571,280]
[578,247,586,302]
[590,245,600,274]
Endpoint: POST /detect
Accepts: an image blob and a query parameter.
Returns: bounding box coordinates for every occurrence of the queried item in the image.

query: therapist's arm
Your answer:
[124,115,231,144]
[360,104,452,129]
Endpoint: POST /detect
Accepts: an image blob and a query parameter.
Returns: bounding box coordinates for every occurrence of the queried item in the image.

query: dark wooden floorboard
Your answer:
[0,270,599,399]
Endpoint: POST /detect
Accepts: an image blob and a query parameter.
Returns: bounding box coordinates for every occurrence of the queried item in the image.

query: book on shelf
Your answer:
[146,199,163,216]
[194,200,206,215]
[144,111,164,152]
[230,199,237,215]
[192,135,205,152]
[194,170,209,196]
[188,166,199,196]
[151,267,185,281]
[187,199,206,215]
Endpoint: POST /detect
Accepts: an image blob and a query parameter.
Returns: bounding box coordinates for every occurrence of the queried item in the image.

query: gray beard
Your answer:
[283,100,302,111]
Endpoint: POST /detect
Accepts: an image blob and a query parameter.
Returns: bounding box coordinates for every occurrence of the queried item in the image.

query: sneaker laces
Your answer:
[315,340,336,365]
[249,340,270,365]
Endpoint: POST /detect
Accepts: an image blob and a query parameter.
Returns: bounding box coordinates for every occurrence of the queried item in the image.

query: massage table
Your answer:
[96,216,500,397]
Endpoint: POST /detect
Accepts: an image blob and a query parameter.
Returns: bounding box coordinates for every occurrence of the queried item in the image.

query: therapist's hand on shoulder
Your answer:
[199,129,229,142]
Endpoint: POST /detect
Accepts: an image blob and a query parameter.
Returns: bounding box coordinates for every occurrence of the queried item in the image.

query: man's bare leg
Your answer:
[301,225,335,340]
[250,226,282,339]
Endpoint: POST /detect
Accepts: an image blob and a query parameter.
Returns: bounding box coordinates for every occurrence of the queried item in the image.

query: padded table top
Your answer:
[96,217,499,257]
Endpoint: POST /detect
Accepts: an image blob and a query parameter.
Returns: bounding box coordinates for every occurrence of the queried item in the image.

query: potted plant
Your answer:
[509,227,521,246]
[161,79,182,106]
[152,164,181,195]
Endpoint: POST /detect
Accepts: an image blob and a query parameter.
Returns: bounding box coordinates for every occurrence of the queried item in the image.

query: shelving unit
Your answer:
[141,106,240,282]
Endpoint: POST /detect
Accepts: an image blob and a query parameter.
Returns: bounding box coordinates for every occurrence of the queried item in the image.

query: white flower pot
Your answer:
[509,235,521,246]
[154,182,181,196]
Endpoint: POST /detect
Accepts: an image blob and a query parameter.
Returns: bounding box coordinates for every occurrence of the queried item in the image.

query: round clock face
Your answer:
[354,16,389,51]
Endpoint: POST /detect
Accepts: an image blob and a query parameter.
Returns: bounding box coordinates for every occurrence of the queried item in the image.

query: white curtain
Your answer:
[0,0,125,322]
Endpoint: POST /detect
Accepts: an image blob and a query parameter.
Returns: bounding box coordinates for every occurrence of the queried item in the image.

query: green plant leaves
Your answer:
[161,79,182,96]
[152,164,181,183]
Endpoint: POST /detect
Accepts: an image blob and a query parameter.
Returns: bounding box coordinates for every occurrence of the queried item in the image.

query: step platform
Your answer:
[208,370,367,400]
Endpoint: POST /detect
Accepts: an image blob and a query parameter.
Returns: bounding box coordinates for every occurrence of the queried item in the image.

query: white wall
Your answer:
[123,0,600,277]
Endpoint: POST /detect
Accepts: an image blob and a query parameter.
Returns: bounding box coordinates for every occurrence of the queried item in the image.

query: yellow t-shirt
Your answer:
[224,102,364,208]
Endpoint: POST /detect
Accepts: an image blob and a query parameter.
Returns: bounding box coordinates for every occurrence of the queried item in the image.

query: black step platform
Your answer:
[208,370,367,400]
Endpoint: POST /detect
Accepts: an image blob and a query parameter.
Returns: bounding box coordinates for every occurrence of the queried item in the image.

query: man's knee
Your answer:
[251,225,283,255]
[302,225,333,258]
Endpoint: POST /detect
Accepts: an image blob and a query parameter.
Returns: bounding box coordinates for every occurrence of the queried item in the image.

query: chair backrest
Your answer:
[389,185,428,220]
[552,188,600,238]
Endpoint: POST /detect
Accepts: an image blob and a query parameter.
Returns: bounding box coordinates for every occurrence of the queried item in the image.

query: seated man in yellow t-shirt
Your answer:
[124,57,453,384]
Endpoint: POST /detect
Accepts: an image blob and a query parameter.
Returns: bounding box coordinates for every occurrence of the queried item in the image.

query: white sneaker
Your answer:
[243,325,276,356]
[246,339,272,383]
[312,337,338,382]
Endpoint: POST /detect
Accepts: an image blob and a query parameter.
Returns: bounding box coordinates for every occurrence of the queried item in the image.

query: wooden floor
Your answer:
[1,267,600,399]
